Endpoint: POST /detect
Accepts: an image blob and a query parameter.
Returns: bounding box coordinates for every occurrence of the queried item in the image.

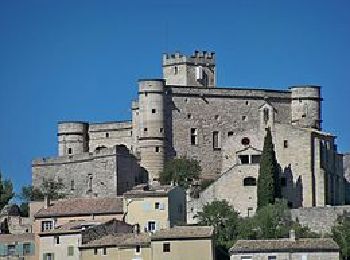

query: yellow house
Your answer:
[123,185,186,232]
[79,225,214,260]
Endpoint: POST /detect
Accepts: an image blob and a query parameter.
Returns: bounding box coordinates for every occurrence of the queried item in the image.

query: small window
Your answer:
[213,131,221,150]
[152,109,156,113]
[268,256,277,260]
[240,256,252,260]
[284,140,288,148]
[245,101,249,105]
[214,114,219,120]
[264,108,269,124]
[160,128,163,133]
[70,180,74,191]
[241,137,250,145]
[23,243,31,255]
[105,132,109,138]
[174,66,178,75]
[244,177,257,186]
[155,202,160,209]
[67,245,74,256]
[242,115,247,121]
[228,131,233,137]
[144,128,148,132]
[88,175,93,191]
[187,113,192,119]
[41,220,53,232]
[43,253,54,260]
[155,147,160,152]
[8,245,16,256]
[136,245,141,253]
[145,93,148,97]
[55,236,59,244]
[251,155,261,164]
[163,242,171,252]
[190,128,198,145]
[148,221,156,232]
[239,155,249,164]
[302,114,306,118]
[102,248,107,255]
[68,148,72,154]
[94,248,98,255]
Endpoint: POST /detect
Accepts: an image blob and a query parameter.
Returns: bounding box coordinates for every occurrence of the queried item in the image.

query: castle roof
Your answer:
[34,197,123,218]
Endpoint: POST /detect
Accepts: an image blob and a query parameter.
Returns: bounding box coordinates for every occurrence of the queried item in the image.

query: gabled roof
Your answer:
[230,238,339,254]
[34,197,123,218]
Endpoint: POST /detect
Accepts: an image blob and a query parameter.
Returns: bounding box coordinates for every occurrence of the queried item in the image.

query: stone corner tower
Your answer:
[58,121,89,156]
[162,50,216,87]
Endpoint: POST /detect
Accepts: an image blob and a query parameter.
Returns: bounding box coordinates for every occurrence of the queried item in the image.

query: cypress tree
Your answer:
[257,128,280,209]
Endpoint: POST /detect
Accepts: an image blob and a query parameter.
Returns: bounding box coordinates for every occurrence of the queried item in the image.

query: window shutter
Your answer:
[16,243,24,256]
[29,243,35,255]
[0,244,6,256]
[159,203,165,210]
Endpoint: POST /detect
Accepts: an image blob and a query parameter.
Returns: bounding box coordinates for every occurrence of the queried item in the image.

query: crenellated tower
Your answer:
[162,50,216,87]
[138,79,166,183]
[58,121,89,156]
[290,86,322,130]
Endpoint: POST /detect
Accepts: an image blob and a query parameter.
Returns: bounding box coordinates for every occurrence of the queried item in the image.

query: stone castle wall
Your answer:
[32,146,139,197]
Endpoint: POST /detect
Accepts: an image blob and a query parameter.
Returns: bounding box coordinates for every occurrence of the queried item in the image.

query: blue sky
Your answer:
[1,0,350,194]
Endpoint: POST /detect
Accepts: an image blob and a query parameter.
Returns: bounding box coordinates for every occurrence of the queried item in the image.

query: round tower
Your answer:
[58,121,89,156]
[138,79,165,184]
[290,86,322,130]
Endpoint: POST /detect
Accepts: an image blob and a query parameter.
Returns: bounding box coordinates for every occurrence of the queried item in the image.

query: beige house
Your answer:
[0,233,36,260]
[79,226,214,260]
[123,185,186,232]
[230,237,340,260]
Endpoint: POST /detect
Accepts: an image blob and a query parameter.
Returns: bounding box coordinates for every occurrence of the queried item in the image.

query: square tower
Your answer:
[162,51,216,87]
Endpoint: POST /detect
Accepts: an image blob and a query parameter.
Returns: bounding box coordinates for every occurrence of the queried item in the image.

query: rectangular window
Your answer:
[213,131,221,150]
[240,256,252,260]
[67,246,74,256]
[102,247,107,255]
[136,245,141,253]
[55,236,59,244]
[70,179,74,191]
[163,242,171,252]
[284,140,288,148]
[8,245,16,256]
[44,253,54,260]
[88,175,93,191]
[155,147,160,152]
[148,221,156,232]
[190,128,198,145]
[94,248,98,255]
[228,131,233,136]
[41,221,53,232]
[152,109,156,113]
[238,155,249,164]
[268,256,277,260]
[155,202,160,209]
[23,243,31,255]
[251,155,261,164]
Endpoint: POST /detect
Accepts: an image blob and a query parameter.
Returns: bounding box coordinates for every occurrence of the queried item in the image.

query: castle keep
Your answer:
[32,51,346,217]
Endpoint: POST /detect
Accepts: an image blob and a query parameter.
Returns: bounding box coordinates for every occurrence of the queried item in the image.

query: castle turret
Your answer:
[58,121,89,156]
[138,79,165,183]
[290,86,322,130]
[162,50,216,87]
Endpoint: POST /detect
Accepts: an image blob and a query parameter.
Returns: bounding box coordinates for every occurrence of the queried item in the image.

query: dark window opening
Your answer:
[155,202,160,209]
[242,115,247,121]
[264,108,269,124]
[105,132,109,138]
[228,131,233,137]
[23,243,31,255]
[145,93,148,97]
[213,131,221,150]
[302,114,306,118]
[70,180,74,191]
[284,140,288,148]
[155,147,160,152]
[55,236,59,244]
[246,101,249,105]
[190,128,198,145]
[187,113,192,119]
[160,128,163,133]
[174,66,178,75]
[144,128,148,132]
[241,137,250,145]
[251,155,261,164]
[136,245,141,253]
[152,109,156,113]
[88,175,93,191]
[68,148,72,154]
[214,115,219,120]
[239,155,249,164]
[163,242,171,252]
[102,248,107,255]
[94,248,98,255]
[244,177,257,186]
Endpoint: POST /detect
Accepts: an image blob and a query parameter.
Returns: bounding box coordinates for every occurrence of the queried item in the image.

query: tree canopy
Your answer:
[0,171,14,212]
[159,157,201,188]
[257,128,280,209]
[332,216,350,259]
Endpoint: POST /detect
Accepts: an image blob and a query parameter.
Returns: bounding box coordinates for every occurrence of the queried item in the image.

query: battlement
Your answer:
[163,50,215,66]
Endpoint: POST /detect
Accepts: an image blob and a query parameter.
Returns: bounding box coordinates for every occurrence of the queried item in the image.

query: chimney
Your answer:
[44,195,50,209]
[289,229,296,241]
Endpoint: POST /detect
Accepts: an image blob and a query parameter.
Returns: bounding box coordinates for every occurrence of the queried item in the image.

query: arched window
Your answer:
[243,177,257,186]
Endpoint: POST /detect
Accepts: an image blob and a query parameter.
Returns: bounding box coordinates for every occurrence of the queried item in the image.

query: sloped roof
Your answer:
[80,233,150,248]
[151,226,214,241]
[230,238,339,254]
[35,197,123,218]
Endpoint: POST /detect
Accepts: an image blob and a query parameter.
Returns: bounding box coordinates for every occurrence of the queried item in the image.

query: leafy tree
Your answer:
[332,216,350,259]
[257,128,280,209]
[160,157,201,188]
[0,218,9,234]
[19,180,66,217]
[198,200,239,250]
[0,171,14,211]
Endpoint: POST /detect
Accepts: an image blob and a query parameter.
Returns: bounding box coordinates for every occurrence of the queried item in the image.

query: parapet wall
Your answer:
[291,206,350,233]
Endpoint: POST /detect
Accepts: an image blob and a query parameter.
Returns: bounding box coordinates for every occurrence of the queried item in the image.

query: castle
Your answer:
[32,50,347,218]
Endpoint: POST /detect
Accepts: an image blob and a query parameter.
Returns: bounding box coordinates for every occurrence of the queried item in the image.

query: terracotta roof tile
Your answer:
[230,238,339,254]
[151,226,214,240]
[80,233,150,248]
[34,197,123,218]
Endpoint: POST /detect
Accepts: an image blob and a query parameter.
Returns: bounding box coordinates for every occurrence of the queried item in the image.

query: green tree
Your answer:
[332,216,350,259]
[198,200,239,249]
[0,171,14,211]
[257,128,280,209]
[19,180,66,217]
[160,157,201,188]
